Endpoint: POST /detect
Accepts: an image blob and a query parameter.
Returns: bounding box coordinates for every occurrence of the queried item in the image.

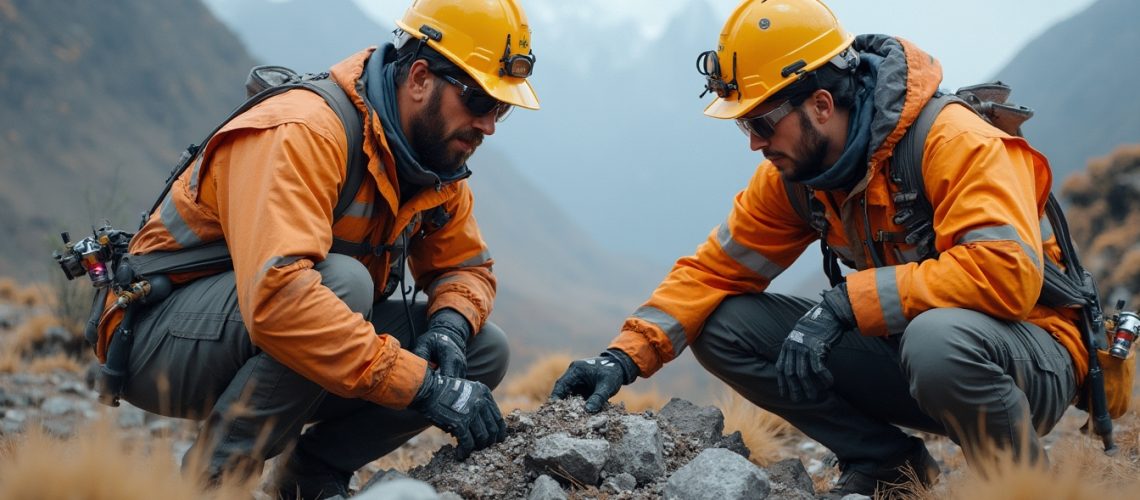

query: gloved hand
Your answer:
[410,368,506,460]
[776,283,856,402]
[412,309,471,378]
[550,348,639,413]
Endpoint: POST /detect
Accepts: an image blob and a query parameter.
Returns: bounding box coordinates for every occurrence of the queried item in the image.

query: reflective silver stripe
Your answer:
[715,223,785,279]
[876,266,908,335]
[426,274,462,296]
[160,195,202,247]
[1040,217,1054,241]
[631,305,688,357]
[458,250,492,267]
[188,155,205,192]
[341,201,373,218]
[957,224,1041,269]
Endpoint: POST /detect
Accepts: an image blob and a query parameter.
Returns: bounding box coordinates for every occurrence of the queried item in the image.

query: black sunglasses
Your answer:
[736,99,795,139]
[438,74,513,122]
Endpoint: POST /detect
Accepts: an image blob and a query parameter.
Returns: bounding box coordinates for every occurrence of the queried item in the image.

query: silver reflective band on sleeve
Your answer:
[426,274,463,296]
[160,195,203,248]
[715,223,785,280]
[631,305,688,357]
[342,201,374,218]
[957,224,1041,269]
[1040,217,1054,242]
[876,266,909,335]
[188,155,205,192]
[458,250,492,268]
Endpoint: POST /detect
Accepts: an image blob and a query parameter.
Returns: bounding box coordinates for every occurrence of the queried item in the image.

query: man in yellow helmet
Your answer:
[553,0,1082,495]
[94,0,539,497]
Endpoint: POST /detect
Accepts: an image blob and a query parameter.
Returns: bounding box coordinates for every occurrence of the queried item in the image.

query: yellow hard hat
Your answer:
[396,0,540,110]
[699,0,853,119]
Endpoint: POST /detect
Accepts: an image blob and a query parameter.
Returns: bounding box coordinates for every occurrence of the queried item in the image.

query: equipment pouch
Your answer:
[1097,346,1136,418]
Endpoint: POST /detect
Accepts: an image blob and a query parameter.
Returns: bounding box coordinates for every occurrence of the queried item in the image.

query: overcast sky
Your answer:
[355,0,1098,90]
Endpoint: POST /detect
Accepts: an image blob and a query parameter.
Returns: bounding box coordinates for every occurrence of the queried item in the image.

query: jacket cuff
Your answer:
[608,330,665,377]
[368,348,428,409]
[428,293,484,335]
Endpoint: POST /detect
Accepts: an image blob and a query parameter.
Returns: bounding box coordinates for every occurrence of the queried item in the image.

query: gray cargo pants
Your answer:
[690,293,1076,470]
[119,254,509,482]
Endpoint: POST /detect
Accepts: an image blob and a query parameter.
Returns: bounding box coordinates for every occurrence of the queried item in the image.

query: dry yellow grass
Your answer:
[8,314,61,355]
[0,277,17,303]
[715,387,794,467]
[0,418,255,500]
[0,346,19,373]
[25,352,84,374]
[499,352,575,411]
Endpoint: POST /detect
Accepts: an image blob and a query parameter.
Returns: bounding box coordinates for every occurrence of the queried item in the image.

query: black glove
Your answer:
[410,368,506,460]
[550,348,639,413]
[776,283,856,402]
[412,309,471,378]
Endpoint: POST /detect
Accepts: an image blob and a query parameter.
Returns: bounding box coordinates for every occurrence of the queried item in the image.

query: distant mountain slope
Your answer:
[0,0,256,278]
[993,0,1140,182]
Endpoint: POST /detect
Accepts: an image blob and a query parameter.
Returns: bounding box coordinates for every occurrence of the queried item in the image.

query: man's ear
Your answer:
[405,59,434,103]
[809,89,836,124]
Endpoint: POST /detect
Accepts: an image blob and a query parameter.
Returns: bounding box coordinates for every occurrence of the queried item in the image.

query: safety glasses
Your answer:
[439,74,513,122]
[736,99,795,139]
[696,50,738,99]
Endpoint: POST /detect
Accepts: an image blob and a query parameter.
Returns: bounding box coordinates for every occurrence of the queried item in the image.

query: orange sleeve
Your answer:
[410,181,497,332]
[610,164,816,376]
[215,121,425,408]
[848,106,1047,336]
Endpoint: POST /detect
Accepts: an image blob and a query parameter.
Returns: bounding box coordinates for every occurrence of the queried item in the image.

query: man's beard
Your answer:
[409,85,484,176]
[776,107,831,183]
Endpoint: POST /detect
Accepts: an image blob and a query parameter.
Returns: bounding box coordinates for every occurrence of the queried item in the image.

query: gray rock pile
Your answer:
[355,397,823,499]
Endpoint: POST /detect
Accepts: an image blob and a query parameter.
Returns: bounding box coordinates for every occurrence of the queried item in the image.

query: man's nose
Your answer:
[749,132,769,151]
[473,112,496,136]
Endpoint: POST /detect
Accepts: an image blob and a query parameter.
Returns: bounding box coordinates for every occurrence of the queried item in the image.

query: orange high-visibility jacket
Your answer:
[610,35,1086,385]
[98,48,497,408]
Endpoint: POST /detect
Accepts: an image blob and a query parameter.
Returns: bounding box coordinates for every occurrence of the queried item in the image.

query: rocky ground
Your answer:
[4,285,1140,499]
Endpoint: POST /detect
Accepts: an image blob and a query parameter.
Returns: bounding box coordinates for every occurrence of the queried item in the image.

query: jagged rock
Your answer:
[664,448,770,500]
[603,415,665,485]
[525,433,609,486]
[767,458,815,495]
[658,397,725,447]
[40,419,75,439]
[359,467,410,493]
[354,478,439,500]
[116,404,148,428]
[586,414,608,432]
[717,430,751,459]
[841,495,872,500]
[41,395,79,416]
[527,474,567,500]
[602,472,637,493]
[4,409,27,423]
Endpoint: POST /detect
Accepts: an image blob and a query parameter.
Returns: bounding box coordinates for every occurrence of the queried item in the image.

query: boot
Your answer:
[829,436,940,496]
[274,447,352,500]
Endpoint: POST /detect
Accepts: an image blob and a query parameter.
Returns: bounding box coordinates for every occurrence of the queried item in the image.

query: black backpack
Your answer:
[782,81,1119,451]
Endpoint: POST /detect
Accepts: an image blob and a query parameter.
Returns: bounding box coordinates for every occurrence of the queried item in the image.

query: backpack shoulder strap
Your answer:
[132,75,371,277]
[782,178,844,286]
[301,77,366,222]
[889,92,961,261]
